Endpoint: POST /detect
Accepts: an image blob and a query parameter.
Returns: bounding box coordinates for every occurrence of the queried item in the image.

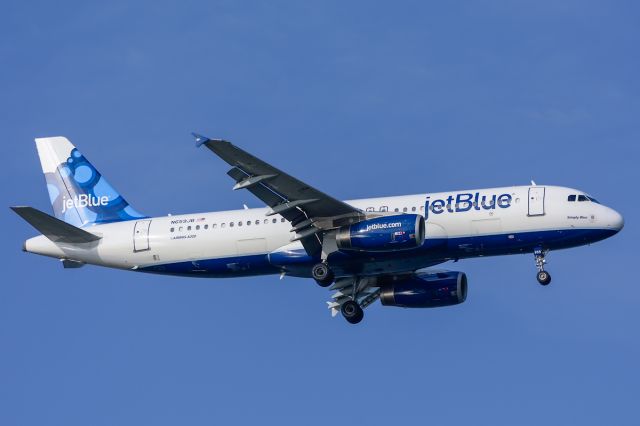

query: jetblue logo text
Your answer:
[366,222,402,231]
[61,194,109,213]
[426,193,512,216]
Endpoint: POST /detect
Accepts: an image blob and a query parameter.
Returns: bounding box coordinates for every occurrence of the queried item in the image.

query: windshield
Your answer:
[568,194,601,204]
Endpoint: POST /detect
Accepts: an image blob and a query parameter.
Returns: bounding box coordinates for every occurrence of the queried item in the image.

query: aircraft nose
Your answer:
[606,208,624,232]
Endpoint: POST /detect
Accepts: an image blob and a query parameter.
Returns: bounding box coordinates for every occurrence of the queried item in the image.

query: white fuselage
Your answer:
[23,185,623,277]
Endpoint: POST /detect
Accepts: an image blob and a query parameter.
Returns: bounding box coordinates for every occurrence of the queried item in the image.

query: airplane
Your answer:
[11,135,624,324]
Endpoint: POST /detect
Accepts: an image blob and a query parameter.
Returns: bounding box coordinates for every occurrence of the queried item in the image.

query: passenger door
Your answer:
[133,220,152,252]
[528,187,545,216]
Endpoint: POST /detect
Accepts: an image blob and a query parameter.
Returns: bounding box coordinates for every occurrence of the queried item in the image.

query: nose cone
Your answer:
[605,208,624,233]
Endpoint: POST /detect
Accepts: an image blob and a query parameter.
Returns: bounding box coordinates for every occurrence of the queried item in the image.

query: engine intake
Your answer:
[380,271,467,308]
[336,214,425,252]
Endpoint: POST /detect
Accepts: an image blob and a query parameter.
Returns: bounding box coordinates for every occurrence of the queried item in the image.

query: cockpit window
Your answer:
[568,195,576,202]
[577,195,588,202]
[587,196,600,204]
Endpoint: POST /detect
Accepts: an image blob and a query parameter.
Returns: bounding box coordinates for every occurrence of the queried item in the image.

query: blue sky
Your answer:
[1,1,639,424]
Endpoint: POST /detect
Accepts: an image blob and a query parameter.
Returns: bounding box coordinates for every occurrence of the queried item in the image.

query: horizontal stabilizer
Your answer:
[11,206,101,244]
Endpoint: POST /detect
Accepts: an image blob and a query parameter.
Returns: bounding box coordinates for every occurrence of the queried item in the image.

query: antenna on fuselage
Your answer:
[531,180,537,186]
[243,204,249,210]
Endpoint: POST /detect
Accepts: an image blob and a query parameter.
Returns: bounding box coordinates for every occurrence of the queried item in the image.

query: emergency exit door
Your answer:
[133,220,152,252]
[528,187,545,216]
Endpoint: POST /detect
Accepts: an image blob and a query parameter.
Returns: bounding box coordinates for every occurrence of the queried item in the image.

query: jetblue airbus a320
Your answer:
[12,135,624,324]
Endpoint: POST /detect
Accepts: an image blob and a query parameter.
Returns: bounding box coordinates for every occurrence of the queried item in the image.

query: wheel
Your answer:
[341,300,364,324]
[312,263,334,287]
[537,270,551,286]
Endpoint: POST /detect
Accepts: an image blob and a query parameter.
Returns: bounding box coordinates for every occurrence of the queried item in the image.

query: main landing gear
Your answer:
[311,263,364,324]
[534,248,552,286]
[339,277,364,324]
[341,300,364,324]
[311,262,334,287]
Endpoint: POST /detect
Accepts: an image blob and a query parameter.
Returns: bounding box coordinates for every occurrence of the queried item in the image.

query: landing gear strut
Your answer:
[534,248,552,286]
[311,262,334,287]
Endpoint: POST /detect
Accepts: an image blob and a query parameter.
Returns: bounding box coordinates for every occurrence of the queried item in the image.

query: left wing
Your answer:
[194,133,365,255]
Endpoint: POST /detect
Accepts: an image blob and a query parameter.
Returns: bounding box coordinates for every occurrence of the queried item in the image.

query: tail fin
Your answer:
[35,136,146,227]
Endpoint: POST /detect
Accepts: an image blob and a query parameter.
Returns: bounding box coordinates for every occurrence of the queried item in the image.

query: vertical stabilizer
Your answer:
[35,136,146,227]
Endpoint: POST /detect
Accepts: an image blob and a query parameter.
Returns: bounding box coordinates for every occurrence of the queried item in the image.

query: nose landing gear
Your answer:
[534,248,552,285]
[537,270,551,285]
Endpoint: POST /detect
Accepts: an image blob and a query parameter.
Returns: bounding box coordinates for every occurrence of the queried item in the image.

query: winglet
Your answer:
[193,133,230,148]
[192,132,210,147]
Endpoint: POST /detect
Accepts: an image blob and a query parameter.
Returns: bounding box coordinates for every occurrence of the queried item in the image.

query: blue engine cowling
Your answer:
[380,271,467,308]
[336,214,425,252]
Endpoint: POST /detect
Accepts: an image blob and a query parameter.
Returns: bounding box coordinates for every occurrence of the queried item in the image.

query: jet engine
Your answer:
[380,271,467,308]
[336,214,425,252]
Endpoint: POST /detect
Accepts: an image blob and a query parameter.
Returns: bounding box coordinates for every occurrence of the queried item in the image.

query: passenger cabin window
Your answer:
[411,207,416,212]
[204,224,208,230]
[568,195,576,202]
[272,218,277,224]
[380,206,388,212]
[196,225,200,230]
[402,207,408,212]
[281,218,286,222]
[170,227,175,233]
[187,226,192,231]
[238,221,243,226]
[229,222,234,227]
[394,208,399,212]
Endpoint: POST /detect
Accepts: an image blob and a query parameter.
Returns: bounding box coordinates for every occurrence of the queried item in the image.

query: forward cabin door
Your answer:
[133,220,152,252]
[528,187,546,216]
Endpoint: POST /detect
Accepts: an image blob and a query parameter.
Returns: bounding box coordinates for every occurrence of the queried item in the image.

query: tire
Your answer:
[537,270,551,286]
[312,263,334,287]
[341,300,364,324]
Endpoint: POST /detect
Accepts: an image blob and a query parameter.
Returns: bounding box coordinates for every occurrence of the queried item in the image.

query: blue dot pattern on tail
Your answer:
[45,148,146,227]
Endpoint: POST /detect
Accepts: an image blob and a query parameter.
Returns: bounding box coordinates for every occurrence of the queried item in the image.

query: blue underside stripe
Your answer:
[139,227,618,277]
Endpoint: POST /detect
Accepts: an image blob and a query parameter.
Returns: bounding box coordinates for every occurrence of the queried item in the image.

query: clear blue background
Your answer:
[2,1,638,424]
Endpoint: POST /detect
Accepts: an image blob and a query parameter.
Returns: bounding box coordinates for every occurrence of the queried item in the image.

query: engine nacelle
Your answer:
[336,214,425,252]
[380,271,467,308]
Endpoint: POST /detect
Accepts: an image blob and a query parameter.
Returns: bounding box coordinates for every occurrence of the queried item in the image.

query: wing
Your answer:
[194,133,365,255]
